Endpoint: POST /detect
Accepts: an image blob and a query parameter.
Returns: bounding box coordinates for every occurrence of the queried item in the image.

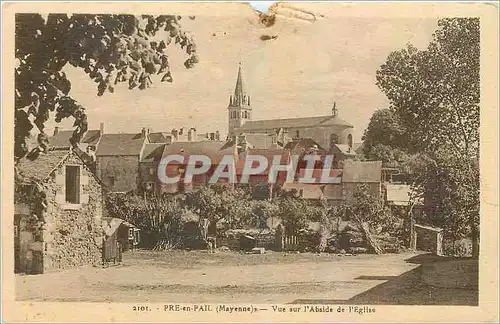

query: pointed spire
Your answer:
[233,62,244,105]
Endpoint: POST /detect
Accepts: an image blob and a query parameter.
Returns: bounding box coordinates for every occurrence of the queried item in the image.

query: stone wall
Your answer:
[42,153,104,271]
[415,225,443,256]
[97,155,139,192]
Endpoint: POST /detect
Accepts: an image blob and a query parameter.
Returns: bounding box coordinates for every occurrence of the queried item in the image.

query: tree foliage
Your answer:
[15,13,197,160]
[376,18,479,158]
[375,18,480,254]
[184,183,252,230]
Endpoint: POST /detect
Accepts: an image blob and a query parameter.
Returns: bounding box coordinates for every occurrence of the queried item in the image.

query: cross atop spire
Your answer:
[332,101,338,117]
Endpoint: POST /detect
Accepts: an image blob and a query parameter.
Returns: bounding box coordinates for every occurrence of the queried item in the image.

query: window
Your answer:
[330,134,339,149]
[146,182,156,192]
[108,176,115,188]
[134,229,140,245]
[347,134,353,148]
[65,166,80,204]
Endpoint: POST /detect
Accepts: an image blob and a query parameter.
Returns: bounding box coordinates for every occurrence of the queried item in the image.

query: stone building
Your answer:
[95,130,149,193]
[15,148,105,274]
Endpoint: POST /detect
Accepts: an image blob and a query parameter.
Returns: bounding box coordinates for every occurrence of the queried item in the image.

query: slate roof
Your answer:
[284,138,326,153]
[95,133,146,156]
[148,132,172,143]
[342,160,382,183]
[141,143,167,162]
[49,129,101,148]
[161,141,231,164]
[49,130,73,148]
[82,130,101,145]
[237,115,353,132]
[16,148,105,188]
[221,133,282,150]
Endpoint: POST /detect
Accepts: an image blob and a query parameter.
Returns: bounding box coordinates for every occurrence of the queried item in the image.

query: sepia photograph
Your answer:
[2,1,499,322]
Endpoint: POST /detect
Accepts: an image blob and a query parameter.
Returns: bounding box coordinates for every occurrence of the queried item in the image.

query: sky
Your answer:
[53,3,438,143]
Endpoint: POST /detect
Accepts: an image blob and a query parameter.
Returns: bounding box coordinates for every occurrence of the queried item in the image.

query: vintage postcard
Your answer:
[2,1,499,322]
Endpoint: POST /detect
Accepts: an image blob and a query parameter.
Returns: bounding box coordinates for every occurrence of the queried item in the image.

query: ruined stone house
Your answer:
[15,148,105,274]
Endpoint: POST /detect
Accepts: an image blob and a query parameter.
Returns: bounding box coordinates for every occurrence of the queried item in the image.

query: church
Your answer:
[226,63,355,154]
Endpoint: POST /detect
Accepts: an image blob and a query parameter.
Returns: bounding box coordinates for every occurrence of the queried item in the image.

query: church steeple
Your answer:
[233,63,244,105]
[228,62,252,136]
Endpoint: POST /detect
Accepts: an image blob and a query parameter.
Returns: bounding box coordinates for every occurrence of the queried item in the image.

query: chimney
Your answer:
[100,122,104,134]
[215,130,220,141]
[171,128,178,140]
[209,132,215,141]
[141,127,146,137]
[188,128,196,142]
[53,127,59,136]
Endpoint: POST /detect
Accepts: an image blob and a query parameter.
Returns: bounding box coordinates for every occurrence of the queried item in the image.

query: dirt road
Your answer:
[16,251,477,304]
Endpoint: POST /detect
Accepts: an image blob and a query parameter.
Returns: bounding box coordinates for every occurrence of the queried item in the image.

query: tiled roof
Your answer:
[237,115,353,132]
[141,143,167,162]
[342,160,382,183]
[95,133,146,156]
[17,150,70,182]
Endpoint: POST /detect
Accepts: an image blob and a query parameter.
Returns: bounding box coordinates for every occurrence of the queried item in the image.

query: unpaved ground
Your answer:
[16,250,478,305]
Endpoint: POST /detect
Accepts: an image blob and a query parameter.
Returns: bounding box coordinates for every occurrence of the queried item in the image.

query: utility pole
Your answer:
[232,135,238,191]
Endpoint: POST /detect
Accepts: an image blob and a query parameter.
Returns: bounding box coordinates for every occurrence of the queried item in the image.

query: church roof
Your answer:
[237,115,353,132]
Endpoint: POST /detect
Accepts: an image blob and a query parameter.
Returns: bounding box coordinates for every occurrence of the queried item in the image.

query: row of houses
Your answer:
[15,127,413,274]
